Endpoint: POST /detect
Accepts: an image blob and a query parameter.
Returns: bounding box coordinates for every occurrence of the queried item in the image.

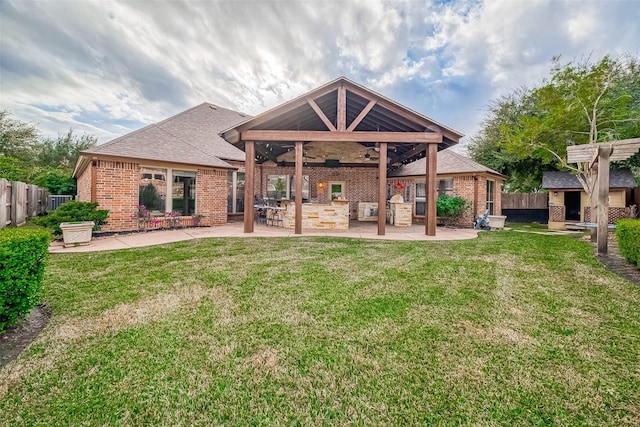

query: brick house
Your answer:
[73,103,248,231]
[74,77,501,234]
[542,170,637,230]
[389,149,506,226]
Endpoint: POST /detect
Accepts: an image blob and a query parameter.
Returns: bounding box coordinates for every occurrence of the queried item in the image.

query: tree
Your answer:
[36,129,97,172]
[33,169,76,195]
[469,54,640,197]
[0,111,99,191]
[0,110,39,162]
[468,89,556,192]
[0,156,33,182]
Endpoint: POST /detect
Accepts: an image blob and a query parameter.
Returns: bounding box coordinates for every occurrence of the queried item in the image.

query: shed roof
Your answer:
[542,170,637,189]
[388,149,504,177]
[79,103,248,171]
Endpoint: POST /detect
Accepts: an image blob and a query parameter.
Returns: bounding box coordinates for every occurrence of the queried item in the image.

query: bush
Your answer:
[436,195,471,226]
[34,201,108,235]
[33,169,76,195]
[616,219,640,266]
[0,228,50,334]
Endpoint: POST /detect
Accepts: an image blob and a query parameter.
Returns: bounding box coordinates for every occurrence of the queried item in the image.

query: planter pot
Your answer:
[60,221,94,247]
[488,215,507,229]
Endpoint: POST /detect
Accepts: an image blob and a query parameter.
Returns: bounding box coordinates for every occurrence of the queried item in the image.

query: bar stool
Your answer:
[270,209,284,227]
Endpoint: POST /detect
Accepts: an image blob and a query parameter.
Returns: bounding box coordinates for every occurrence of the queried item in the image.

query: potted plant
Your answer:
[488,215,507,229]
[34,201,108,246]
[59,221,95,247]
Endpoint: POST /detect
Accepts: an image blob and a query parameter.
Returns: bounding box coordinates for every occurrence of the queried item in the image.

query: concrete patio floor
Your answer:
[49,221,480,253]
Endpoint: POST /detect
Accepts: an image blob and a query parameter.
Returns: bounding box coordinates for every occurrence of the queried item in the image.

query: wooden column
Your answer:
[377,142,387,236]
[589,163,599,242]
[597,145,611,255]
[91,157,97,203]
[294,141,303,234]
[243,141,255,233]
[426,143,437,236]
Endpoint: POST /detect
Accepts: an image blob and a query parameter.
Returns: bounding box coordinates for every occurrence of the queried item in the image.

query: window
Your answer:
[486,179,495,215]
[289,175,310,200]
[139,168,166,212]
[227,171,245,214]
[172,170,196,215]
[329,182,345,200]
[415,182,426,216]
[267,175,309,200]
[438,179,453,195]
[415,180,452,215]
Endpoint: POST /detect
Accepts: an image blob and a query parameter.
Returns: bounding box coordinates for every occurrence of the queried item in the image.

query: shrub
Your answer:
[616,219,640,266]
[34,201,108,235]
[33,169,76,195]
[0,228,50,333]
[436,195,471,226]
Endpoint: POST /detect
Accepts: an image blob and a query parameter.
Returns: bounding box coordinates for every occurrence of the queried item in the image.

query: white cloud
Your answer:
[1,0,638,147]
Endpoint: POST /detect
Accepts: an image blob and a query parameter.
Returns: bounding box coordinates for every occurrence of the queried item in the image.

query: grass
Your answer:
[2,231,640,425]
[505,222,551,231]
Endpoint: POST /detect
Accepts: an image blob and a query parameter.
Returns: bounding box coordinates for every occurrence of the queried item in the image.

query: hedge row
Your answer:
[0,227,50,333]
[616,219,640,266]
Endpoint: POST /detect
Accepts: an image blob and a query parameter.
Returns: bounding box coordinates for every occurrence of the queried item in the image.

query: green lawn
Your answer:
[2,232,639,425]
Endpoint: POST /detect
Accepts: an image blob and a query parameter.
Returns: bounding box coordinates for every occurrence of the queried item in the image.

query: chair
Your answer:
[254,195,267,225]
[269,209,284,227]
[262,198,284,227]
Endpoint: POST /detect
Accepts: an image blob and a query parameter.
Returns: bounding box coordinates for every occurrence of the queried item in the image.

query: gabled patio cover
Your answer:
[220,77,463,236]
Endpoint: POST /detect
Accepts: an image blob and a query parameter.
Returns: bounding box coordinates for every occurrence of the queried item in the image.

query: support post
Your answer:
[243,141,255,233]
[377,142,387,236]
[597,145,611,255]
[426,143,437,236]
[589,162,598,242]
[294,141,303,235]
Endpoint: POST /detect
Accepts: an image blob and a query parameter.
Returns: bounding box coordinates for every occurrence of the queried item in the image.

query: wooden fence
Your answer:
[501,192,549,223]
[501,192,549,209]
[0,178,49,229]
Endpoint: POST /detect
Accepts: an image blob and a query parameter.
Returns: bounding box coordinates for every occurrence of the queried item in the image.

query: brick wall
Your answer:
[76,165,92,202]
[83,160,230,231]
[95,160,139,231]
[390,175,503,227]
[196,168,228,226]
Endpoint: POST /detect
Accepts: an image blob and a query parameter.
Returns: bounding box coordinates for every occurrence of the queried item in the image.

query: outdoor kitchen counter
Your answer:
[281,200,349,230]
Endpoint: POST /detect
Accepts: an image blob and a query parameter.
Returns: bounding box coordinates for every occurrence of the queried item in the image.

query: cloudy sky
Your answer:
[1,0,638,151]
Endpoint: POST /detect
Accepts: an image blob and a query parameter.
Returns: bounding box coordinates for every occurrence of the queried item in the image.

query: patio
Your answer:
[48,222,480,253]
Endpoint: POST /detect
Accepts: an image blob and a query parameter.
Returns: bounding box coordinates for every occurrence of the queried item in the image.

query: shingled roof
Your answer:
[542,170,637,189]
[79,103,248,171]
[388,149,504,177]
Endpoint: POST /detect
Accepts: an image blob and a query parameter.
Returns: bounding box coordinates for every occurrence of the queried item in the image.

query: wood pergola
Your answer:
[567,137,640,255]
[220,77,463,236]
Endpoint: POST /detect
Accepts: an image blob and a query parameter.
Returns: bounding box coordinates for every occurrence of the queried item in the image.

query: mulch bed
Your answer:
[0,305,50,368]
